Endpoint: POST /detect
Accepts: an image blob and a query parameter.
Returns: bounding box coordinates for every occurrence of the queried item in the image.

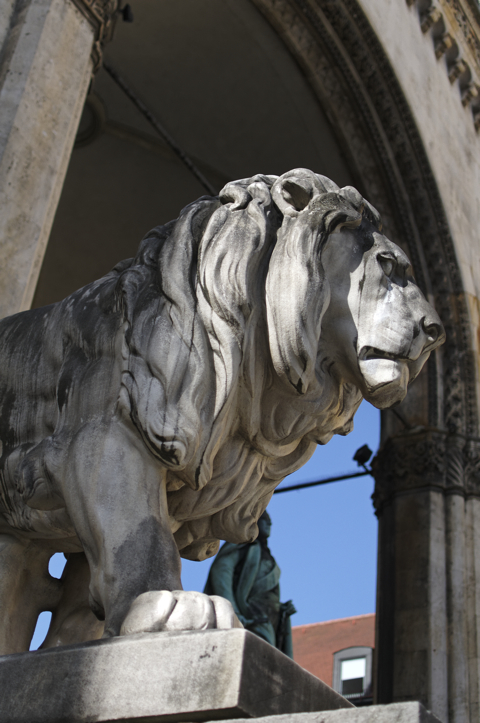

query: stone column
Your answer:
[373,429,480,723]
[463,442,480,723]
[0,0,118,319]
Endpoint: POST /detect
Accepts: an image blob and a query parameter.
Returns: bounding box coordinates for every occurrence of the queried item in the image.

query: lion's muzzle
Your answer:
[357,295,445,409]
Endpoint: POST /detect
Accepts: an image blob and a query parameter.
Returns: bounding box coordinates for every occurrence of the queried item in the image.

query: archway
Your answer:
[25,0,480,719]
[246,2,478,719]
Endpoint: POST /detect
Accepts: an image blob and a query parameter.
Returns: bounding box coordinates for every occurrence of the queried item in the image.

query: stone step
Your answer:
[214,702,442,723]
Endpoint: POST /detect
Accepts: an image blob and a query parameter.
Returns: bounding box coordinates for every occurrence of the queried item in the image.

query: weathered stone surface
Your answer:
[0,0,94,318]
[358,0,480,411]
[0,629,352,723]
[0,170,445,653]
[214,701,441,723]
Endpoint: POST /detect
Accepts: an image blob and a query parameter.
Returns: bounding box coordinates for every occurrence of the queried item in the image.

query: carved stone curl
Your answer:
[70,0,120,71]
[0,169,444,653]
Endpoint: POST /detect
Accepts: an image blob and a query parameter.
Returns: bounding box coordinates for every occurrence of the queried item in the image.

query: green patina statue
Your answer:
[204,511,296,657]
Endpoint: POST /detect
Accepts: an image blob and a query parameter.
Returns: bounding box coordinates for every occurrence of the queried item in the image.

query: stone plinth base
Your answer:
[0,629,351,722]
[216,702,442,723]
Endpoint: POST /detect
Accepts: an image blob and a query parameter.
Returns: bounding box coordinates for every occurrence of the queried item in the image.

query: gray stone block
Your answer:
[213,701,442,723]
[0,628,352,723]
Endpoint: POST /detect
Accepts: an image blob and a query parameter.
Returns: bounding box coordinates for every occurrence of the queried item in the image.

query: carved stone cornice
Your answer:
[372,430,446,512]
[372,430,480,512]
[70,0,120,71]
[407,0,480,130]
[443,0,480,68]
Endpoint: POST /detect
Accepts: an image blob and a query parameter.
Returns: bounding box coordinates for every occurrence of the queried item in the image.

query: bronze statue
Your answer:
[205,511,295,657]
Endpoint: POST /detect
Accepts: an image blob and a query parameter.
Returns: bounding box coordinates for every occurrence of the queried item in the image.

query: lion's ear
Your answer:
[272,169,322,217]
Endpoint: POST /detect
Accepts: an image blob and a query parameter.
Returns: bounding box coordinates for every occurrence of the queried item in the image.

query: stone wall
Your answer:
[360,0,480,414]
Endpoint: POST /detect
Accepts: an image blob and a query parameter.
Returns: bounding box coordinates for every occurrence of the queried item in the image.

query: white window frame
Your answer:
[332,646,373,700]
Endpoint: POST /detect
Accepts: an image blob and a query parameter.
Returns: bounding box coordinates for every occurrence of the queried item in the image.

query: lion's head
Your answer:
[264,168,445,411]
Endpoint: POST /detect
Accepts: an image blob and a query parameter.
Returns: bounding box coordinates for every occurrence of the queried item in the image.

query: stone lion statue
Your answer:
[0,169,444,653]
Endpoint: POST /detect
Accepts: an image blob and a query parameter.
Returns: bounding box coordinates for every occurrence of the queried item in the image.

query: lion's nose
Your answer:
[421,316,444,348]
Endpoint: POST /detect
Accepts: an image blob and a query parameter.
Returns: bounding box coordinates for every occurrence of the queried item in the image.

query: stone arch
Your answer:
[1,0,478,716]
[251,0,475,436]
[250,0,480,719]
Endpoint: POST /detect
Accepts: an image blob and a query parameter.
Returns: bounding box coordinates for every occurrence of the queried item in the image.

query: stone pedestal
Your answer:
[0,629,352,723]
[216,702,441,723]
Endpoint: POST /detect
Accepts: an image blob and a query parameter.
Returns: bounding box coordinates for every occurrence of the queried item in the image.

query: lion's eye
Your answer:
[379,256,394,278]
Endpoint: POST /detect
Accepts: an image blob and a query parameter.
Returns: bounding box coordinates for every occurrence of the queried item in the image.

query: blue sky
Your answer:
[31,400,380,649]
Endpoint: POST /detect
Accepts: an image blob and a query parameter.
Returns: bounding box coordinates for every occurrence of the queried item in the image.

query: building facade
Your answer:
[293,614,375,706]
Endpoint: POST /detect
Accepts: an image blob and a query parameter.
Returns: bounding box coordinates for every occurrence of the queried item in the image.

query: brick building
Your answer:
[293,614,375,706]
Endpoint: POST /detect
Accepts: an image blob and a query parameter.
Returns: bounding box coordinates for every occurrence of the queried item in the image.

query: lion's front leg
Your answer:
[62,419,183,637]
[62,419,240,638]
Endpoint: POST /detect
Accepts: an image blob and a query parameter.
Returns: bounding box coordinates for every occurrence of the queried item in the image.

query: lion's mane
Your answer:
[112,169,381,560]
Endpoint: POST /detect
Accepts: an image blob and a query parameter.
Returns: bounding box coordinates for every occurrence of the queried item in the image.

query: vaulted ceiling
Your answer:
[33,0,351,307]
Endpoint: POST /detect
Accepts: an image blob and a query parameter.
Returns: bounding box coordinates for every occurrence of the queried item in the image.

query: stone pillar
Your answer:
[373,429,480,723]
[0,0,118,319]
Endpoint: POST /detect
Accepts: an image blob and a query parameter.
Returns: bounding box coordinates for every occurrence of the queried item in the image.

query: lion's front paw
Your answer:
[119,591,243,636]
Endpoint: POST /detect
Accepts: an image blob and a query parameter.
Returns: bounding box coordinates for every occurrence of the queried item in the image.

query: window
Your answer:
[341,656,366,695]
[332,646,373,705]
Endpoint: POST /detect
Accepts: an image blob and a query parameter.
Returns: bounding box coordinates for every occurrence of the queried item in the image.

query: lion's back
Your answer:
[0,273,124,456]
[0,305,63,450]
